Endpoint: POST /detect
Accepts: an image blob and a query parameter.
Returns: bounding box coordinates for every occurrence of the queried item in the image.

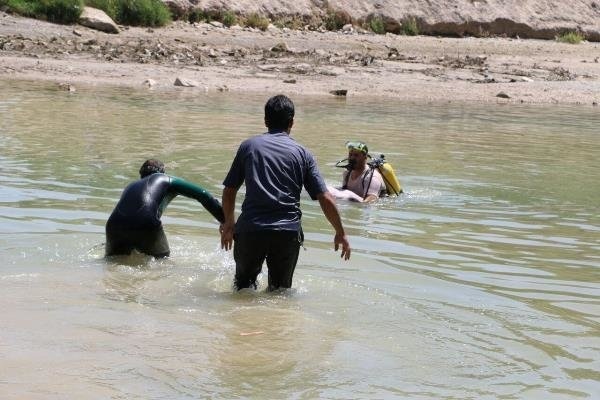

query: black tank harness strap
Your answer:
[336,158,351,190]
[342,168,349,190]
[337,155,400,197]
[362,167,376,200]
[336,158,378,198]
[343,167,375,199]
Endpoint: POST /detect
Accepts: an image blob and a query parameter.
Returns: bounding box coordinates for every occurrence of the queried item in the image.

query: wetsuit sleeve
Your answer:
[170,176,225,223]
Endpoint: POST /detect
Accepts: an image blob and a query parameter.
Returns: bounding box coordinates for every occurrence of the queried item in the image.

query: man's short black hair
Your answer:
[264,94,295,130]
[139,159,165,178]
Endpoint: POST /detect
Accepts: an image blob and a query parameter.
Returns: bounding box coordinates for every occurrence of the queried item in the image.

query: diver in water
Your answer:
[330,141,385,203]
[105,159,224,258]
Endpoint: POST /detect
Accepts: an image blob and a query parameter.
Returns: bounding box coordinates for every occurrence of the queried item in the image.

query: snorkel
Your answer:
[335,158,355,170]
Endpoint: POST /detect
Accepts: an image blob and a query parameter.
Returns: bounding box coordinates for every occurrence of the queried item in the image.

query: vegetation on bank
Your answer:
[556,31,584,44]
[0,0,83,24]
[401,17,419,36]
[323,8,351,31]
[369,16,385,34]
[86,0,170,26]
[0,0,170,26]
[185,9,269,30]
[183,7,420,36]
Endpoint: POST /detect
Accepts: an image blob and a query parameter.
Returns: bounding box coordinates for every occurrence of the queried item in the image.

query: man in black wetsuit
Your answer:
[105,159,224,258]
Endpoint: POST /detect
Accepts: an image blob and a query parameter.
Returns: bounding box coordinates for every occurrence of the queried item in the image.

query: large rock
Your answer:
[79,7,119,34]
[164,0,600,42]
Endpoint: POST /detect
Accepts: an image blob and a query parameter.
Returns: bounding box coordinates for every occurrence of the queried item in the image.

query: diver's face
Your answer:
[347,150,366,169]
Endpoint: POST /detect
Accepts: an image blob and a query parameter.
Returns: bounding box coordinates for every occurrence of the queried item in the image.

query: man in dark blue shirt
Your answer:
[220,95,351,291]
[106,159,224,258]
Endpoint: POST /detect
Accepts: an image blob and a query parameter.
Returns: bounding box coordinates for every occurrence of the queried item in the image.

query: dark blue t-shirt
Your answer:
[223,131,327,233]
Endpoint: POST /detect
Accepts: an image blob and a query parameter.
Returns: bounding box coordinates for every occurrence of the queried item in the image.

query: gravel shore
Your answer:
[1,13,599,105]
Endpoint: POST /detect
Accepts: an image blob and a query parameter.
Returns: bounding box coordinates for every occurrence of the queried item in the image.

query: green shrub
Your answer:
[324,8,351,31]
[2,0,83,23]
[42,0,83,23]
[114,0,171,27]
[557,31,584,44]
[186,8,207,23]
[272,15,304,30]
[2,0,171,26]
[222,10,236,27]
[401,16,418,36]
[369,16,384,34]
[1,0,39,17]
[244,12,269,31]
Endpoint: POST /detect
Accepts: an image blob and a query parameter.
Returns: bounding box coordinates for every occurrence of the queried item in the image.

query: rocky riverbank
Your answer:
[1,12,599,105]
[164,0,600,42]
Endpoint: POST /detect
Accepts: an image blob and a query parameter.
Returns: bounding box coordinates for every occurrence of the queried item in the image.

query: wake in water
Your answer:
[93,236,304,309]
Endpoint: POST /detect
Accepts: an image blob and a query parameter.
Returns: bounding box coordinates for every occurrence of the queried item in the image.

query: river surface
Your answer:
[0,80,599,399]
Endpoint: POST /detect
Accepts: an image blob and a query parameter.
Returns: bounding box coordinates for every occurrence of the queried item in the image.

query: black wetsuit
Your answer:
[105,173,224,257]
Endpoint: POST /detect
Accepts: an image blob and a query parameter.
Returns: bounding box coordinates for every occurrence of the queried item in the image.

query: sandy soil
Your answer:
[1,12,600,105]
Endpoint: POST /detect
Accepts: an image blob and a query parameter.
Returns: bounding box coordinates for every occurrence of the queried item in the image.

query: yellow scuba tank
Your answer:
[378,160,402,195]
[368,154,402,195]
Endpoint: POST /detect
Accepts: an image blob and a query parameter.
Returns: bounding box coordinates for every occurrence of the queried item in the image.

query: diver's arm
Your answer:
[362,169,383,203]
[363,194,379,203]
[328,186,364,202]
[170,176,225,223]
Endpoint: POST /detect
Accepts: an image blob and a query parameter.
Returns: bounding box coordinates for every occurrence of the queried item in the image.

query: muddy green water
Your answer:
[0,80,599,399]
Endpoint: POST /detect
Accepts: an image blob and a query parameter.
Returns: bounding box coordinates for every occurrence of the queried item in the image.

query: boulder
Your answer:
[79,7,119,34]
[143,79,157,88]
[267,24,280,32]
[270,42,289,52]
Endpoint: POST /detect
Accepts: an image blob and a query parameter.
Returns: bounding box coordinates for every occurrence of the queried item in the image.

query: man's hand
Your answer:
[220,221,235,251]
[334,232,351,260]
[318,191,351,260]
[220,186,238,251]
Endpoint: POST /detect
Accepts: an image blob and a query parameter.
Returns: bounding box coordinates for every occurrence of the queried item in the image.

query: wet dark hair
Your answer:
[139,159,165,178]
[264,94,295,130]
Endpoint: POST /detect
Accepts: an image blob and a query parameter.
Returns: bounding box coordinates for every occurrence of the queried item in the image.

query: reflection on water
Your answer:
[0,80,599,399]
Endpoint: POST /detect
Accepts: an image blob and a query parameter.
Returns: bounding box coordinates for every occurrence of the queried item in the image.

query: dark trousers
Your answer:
[233,230,303,291]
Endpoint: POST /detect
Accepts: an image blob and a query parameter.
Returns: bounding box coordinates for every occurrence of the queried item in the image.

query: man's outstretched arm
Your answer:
[317,191,351,260]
